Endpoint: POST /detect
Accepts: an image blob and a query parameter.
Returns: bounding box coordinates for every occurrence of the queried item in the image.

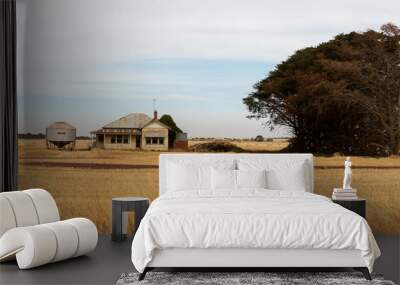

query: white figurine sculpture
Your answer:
[343,157,352,190]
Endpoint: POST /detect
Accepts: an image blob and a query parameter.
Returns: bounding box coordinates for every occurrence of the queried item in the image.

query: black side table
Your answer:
[112,197,150,242]
[332,198,366,218]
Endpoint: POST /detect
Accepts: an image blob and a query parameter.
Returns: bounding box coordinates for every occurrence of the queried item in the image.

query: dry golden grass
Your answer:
[18,139,400,234]
[189,139,289,152]
[18,166,159,234]
[19,139,162,165]
[314,169,400,234]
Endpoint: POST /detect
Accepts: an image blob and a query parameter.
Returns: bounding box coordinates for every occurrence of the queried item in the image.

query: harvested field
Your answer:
[18,139,400,234]
[21,161,159,169]
[190,141,244,152]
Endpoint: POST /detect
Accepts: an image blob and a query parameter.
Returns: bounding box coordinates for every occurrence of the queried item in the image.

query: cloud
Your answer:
[20,0,400,65]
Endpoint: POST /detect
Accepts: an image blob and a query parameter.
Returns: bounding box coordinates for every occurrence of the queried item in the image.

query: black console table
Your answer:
[112,197,150,242]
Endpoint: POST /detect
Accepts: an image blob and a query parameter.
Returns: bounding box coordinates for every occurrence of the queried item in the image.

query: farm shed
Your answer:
[46,122,76,149]
[173,132,189,150]
[91,112,170,151]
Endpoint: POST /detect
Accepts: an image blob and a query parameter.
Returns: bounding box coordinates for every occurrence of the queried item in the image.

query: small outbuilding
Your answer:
[46,122,76,149]
[173,132,189,150]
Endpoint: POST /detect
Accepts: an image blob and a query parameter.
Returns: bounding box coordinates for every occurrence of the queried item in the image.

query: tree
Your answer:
[159,114,183,147]
[243,23,400,156]
[255,135,264,142]
[359,23,400,154]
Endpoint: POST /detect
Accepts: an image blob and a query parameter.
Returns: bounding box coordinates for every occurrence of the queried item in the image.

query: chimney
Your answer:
[153,110,158,120]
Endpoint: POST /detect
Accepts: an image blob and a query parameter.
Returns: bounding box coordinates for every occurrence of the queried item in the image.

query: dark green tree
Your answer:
[244,23,400,156]
[159,114,183,147]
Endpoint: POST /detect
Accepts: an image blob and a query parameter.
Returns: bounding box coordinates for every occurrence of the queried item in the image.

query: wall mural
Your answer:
[17,0,400,234]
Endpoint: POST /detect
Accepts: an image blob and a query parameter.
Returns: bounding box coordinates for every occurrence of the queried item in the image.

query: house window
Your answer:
[111,135,129,144]
[145,137,164,145]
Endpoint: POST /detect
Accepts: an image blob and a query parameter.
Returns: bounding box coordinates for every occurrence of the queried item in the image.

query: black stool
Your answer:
[112,197,149,242]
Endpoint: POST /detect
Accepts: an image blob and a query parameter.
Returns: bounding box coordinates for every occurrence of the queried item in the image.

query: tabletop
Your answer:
[112,197,149,202]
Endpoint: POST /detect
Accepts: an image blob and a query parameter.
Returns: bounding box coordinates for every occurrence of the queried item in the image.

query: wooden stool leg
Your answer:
[134,201,149,234]
[112,202,123,241]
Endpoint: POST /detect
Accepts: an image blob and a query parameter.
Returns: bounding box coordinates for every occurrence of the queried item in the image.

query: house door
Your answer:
[136,135,141,149]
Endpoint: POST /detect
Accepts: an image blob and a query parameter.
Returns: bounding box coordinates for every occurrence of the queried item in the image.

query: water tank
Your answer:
[176,132,188,141]
[174,132,188,150]
[46,122,76,148]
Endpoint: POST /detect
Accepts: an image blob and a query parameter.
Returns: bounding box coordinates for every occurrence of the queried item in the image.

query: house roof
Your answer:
[91,129,141,135]
[142,119,171,130]
[103,113,152,129]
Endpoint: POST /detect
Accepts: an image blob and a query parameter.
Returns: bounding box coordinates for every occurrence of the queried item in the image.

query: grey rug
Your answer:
[116,272,396,285]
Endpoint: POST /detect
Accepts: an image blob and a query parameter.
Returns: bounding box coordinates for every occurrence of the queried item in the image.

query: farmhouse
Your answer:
[91,112,170,150]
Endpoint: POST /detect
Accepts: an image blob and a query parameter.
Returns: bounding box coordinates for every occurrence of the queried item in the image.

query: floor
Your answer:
[0,236,133,285]
[1,235,399,285]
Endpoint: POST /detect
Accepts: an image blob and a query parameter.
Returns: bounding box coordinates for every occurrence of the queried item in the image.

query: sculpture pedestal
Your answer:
[333,188,357,192]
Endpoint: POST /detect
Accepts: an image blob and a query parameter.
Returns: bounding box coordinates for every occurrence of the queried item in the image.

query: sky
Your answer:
[16,0,400,137]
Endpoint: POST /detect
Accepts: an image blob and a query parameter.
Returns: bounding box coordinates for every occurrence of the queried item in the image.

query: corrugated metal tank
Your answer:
[174,132,188,150]
[46,122,76,148]
[176,132,188,141]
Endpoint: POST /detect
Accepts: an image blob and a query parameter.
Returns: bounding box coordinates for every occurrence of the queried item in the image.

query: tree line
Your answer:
[244,23,400,156]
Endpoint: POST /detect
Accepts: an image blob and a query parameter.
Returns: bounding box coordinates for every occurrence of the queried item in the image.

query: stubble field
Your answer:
[18,139,400,234]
